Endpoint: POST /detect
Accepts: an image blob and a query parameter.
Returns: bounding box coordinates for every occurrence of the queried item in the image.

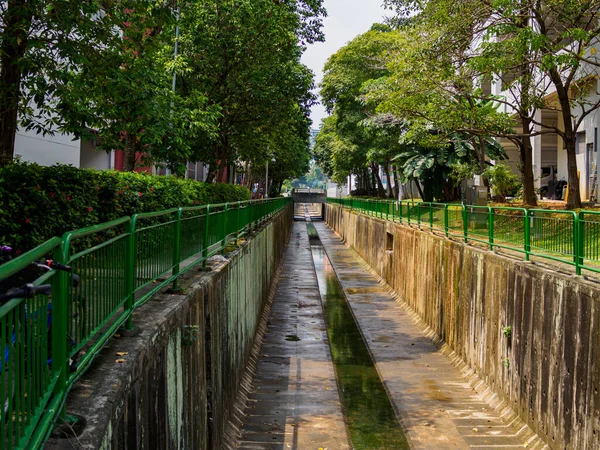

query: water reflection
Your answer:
[311,243,409,449]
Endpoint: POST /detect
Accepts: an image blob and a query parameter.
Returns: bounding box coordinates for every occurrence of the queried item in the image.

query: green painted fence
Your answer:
[0,197,291,450]
[328,197,600,276]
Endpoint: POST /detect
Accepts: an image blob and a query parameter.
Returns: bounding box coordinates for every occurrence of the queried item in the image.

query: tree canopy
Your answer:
[315,0,600,207]
[0,0,324,187]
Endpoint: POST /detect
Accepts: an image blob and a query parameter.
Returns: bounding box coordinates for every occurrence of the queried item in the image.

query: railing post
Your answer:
[222,203,229,253]
[54,238,70,417]
[462,204,468,243]
[172,208,182,290]
[524,209,531,261]
[444,204,449,238]
[386,201,389,221]
[575,212,582,275]
[399,201,403,224]
[237,201,242,245]
[488,206,494,251]
[429,203,433,231]
[407,201,411,225]
[124,217,136,328]
[202,205,211,267]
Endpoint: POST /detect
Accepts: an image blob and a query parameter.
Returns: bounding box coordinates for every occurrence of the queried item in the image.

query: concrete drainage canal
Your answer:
[306,221,409,449]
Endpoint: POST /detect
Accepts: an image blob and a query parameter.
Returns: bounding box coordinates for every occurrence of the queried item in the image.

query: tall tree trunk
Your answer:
[205,167,216,183]
[384,162,393,198]
[392,165,400,199]
[518,117,537,207]
[0,1,32,166]
[477,137,490,188]
[548,71,582,209]
[368,167,376,196]
[123,133,138,172]
[372,164,385,198]
[414,179,426,201]
[244,160,250,187]
[214,136,228,183]
[564,132,581,209]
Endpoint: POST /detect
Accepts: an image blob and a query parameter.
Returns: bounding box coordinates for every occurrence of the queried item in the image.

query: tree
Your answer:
[177,0,324,182]
[54,2,215,173]
[526,0,600,209]
[319,25,402,197]
[0,1,115,165]
[0,0,323,180]
[384,0,600,208]
[362,16,525,199]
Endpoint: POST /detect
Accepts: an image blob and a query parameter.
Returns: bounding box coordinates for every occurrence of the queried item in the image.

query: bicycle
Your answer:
[0,248,85,423]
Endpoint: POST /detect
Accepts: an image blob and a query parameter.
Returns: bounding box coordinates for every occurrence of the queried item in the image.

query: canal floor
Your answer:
[234,221,351,449]
[314,222,547,450]
[233,221,546,450]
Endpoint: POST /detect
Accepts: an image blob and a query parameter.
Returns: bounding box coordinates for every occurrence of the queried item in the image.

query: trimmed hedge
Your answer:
[0,162,250,253]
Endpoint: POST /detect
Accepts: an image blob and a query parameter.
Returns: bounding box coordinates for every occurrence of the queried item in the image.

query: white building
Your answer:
[14,124,113,170]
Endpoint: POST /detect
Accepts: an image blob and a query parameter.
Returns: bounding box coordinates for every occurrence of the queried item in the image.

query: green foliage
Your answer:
[484,163,520,201]
[503,326,512,341]
[0,162,249,253]
[317,27,402,195]
[449,162,479,187]
[290,161,328,189]
[0,0,323,186]
[176,0,321,181]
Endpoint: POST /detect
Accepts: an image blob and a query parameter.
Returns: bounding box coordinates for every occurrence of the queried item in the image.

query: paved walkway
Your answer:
[314,222,547,450]
[234,222,350,450]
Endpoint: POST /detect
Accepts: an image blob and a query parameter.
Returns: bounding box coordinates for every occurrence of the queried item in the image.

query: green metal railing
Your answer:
[0,197,291,450]
[328,197,600,276]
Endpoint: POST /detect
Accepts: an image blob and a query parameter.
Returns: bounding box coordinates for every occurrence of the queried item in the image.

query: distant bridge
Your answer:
[291,188,327,204]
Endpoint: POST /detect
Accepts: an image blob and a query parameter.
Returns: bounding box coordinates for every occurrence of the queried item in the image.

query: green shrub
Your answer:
[0,161,250,253]
[483,163,521,202]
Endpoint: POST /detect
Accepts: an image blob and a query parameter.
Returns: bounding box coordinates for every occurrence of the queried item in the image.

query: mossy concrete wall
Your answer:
[326,203,600,450]
[46,206,293,450]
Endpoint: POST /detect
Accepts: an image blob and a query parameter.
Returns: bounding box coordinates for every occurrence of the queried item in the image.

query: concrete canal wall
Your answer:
[47,205,293,450]
[325,203,600,450]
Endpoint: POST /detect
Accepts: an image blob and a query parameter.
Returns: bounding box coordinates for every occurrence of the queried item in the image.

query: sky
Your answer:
[301,0,389,129]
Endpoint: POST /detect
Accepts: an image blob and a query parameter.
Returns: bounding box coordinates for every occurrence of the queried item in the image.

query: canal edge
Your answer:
[317,222,549,450]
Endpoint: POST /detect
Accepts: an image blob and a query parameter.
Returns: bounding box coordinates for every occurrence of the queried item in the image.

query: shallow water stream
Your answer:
[308,223,409,449]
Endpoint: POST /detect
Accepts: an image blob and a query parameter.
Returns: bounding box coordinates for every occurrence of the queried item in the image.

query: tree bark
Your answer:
[548,71,582,208]
[372,163,385,197]
[244,160,250,187]
[0,1,32,166]
[564,132,581,209]
[368,167,376,196]
[123,133,138,172]
[384,162,393,198]
[392,165,400,199]
[205,168,216,184]
[518,116,538,206]
[414,179,426,201]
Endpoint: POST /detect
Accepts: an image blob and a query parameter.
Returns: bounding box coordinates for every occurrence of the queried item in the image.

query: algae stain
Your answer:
[167,329,184,450]
[310,235,409,449]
